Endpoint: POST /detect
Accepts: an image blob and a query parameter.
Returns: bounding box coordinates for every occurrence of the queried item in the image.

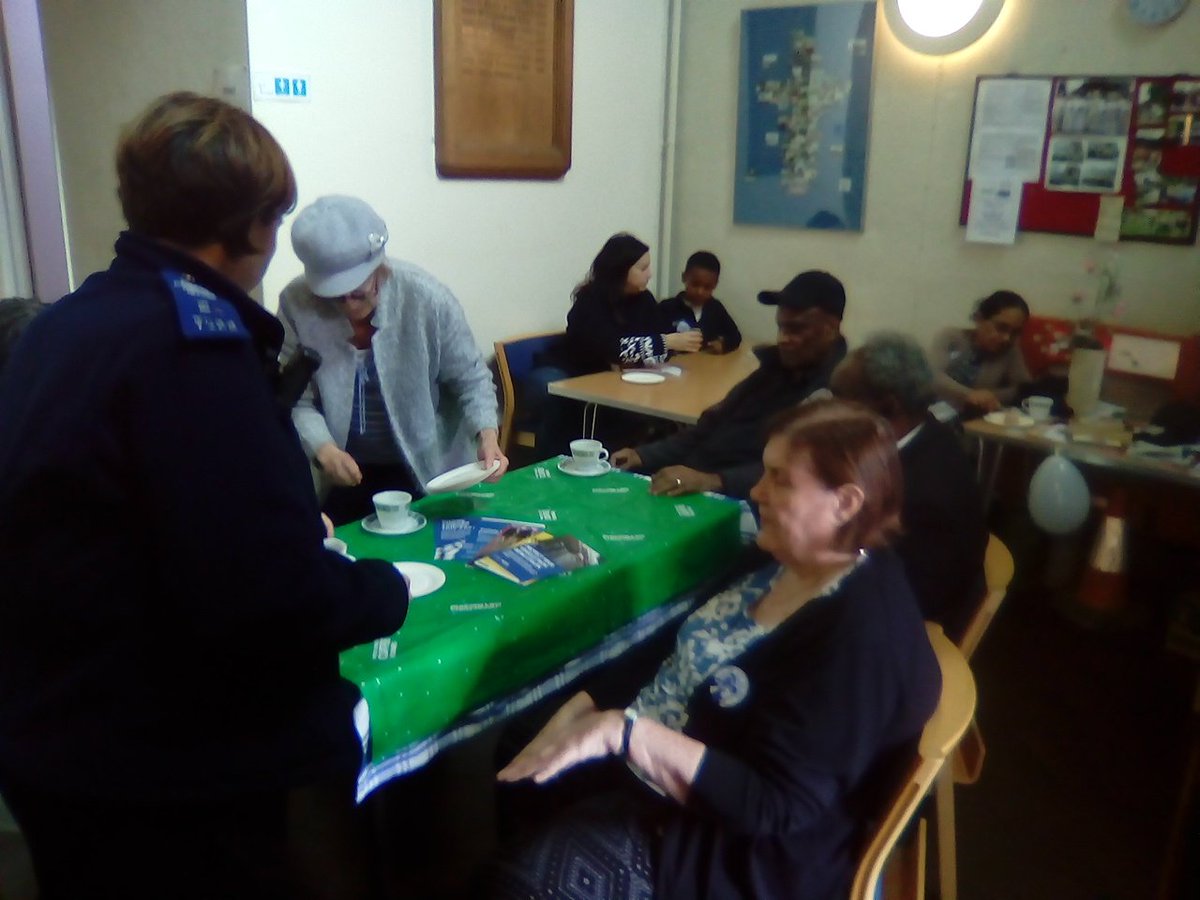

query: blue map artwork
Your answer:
[735,3,876,231]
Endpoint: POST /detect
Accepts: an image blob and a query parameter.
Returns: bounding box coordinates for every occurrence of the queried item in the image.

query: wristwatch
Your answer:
[621,706,639,759]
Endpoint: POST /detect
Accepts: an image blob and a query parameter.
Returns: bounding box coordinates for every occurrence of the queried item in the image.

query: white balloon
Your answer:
[1028,455,1091,535]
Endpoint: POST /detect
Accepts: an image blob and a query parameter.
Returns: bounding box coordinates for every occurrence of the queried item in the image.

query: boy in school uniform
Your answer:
[657,251,742,354]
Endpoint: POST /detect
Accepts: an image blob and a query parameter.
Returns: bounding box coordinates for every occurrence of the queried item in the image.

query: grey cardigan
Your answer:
[929,326,1031,409]
[279,259,498,488]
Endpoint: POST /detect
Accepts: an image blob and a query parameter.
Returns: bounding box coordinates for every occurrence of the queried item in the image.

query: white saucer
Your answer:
[622,371,666,385]
[393,562,447,598]
[984,410,1035,428]
[425,459,502,493]
[558,458,612,478]
[362,512,427,536]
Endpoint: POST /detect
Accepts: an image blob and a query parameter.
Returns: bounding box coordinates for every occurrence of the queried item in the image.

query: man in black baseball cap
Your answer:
[757,270,846,371]
[612,270,847,499]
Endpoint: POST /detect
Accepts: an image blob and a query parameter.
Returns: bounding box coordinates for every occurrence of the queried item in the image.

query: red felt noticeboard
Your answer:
[960,74,1200,245]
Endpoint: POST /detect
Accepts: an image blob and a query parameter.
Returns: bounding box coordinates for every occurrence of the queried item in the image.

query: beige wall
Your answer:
[248,0,672,353]
[40,0,248,283]
[670,0,1200,349]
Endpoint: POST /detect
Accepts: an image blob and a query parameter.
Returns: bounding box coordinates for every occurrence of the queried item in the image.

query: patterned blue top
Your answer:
[633,556,864,731]
[346,347,403,465]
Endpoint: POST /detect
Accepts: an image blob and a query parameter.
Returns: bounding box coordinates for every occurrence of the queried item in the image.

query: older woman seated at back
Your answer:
[488,400,941,899]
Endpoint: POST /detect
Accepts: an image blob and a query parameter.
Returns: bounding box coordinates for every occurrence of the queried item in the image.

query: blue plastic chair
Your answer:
[494,331,565,456]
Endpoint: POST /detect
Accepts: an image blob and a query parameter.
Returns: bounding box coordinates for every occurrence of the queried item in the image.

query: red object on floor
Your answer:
[1077,488,1129,616]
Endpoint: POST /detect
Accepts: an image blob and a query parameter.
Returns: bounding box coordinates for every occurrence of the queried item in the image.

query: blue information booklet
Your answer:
[474,532,602,586]
[433,516,545,562]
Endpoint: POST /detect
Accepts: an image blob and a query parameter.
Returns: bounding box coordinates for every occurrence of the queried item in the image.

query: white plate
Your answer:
[558,458,612,478]
[621,371,666,385]
[393,562,447,598]
[984,411,1035,428]
[362,512,427,536]
[425,459,502,493]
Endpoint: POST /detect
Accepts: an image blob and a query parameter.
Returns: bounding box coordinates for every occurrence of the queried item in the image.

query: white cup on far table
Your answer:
[1021,395,1054,421]
[569,439,609,471]
[372,490,413,530]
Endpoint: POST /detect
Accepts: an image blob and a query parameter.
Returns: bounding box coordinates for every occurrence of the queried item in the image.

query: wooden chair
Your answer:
[933,532,1015,900]
[851,622,978,900]
[493,331,565,457]
[958,533,1016,661]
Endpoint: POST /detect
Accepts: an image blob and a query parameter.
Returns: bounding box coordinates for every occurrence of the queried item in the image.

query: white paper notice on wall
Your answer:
[1107,333,1181,381]
[966,179,1020,244]
[1094,195,1124,243]
[968,78,1053,183]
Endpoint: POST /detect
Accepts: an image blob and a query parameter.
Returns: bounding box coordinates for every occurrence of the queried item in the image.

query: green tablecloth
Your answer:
[337,459,741,778]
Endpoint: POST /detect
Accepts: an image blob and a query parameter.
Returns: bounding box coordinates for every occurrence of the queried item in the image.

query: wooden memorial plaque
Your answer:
[434,0,573,179]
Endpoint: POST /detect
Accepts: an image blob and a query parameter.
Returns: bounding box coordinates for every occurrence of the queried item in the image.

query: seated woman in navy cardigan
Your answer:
[489,400,941,899]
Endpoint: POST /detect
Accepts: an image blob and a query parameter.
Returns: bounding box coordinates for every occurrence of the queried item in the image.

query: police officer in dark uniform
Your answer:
[0,92,409,898]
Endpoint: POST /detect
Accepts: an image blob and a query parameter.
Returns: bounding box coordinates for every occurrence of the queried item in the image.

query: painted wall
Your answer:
[670,0,1200,349]
[247,0,671,354]
[39,0,249,285]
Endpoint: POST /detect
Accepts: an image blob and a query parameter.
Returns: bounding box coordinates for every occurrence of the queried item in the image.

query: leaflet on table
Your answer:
[433,516,546,561]
[473,532,602,586]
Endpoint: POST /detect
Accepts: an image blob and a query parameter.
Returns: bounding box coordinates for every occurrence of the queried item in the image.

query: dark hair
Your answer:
[684,250,720,276]
[768,399,902,552]
[974,289,1029,322]
[0,297,43,374]
[116,92,297,258]
[573,232,649,305]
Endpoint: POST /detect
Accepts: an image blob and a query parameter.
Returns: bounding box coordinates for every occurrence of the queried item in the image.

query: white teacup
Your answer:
[569,439,609,471]
[372,490,413,530]
[1021,395,1054,421]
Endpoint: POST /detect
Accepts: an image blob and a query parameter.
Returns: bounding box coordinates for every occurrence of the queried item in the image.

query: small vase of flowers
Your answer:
[1067,253,1121,416]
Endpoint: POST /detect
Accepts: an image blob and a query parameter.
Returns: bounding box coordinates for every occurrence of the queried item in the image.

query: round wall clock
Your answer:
[1127,0,1190,25]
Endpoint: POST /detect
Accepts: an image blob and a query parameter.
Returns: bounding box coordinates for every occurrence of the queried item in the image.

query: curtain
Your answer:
[0,35,33,298]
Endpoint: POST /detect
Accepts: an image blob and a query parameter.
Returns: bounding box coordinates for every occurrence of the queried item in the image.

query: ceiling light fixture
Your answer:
[882,0,1006,55]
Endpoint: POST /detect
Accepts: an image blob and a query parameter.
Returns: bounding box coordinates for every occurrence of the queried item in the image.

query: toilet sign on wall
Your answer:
[251,72,311,102]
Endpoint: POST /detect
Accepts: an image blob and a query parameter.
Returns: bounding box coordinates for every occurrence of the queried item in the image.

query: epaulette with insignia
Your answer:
[162,268,250,341]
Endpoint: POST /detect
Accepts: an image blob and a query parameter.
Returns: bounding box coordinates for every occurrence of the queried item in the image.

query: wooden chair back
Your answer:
[494,331,564,456]
[850,623,978,900]
[958,533,1015,661]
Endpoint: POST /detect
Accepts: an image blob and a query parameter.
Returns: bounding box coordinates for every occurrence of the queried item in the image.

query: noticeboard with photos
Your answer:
[960,74,1200,245]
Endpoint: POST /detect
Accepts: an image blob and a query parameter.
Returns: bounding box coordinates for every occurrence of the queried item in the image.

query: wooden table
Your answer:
[966,417,1200,622]
[547,348,760,436]
[964,418,1200,501]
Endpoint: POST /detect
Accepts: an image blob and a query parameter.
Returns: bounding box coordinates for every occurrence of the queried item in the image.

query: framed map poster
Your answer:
[734,3,876,230]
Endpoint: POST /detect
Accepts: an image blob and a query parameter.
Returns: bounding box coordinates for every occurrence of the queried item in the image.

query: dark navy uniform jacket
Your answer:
[0,233,409,801]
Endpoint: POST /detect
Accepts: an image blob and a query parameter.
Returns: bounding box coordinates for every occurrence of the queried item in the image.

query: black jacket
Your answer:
[551,287,666,376]
[0,233,408,801]
[657,293,742,351]
[635,339,847,498]
[591,552,940,899]
[895,418,988,642]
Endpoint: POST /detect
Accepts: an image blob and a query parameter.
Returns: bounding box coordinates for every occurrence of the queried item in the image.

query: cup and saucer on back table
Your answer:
[1021,395,1055,422]
[362,489,428,535]
[559,439,612,477]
